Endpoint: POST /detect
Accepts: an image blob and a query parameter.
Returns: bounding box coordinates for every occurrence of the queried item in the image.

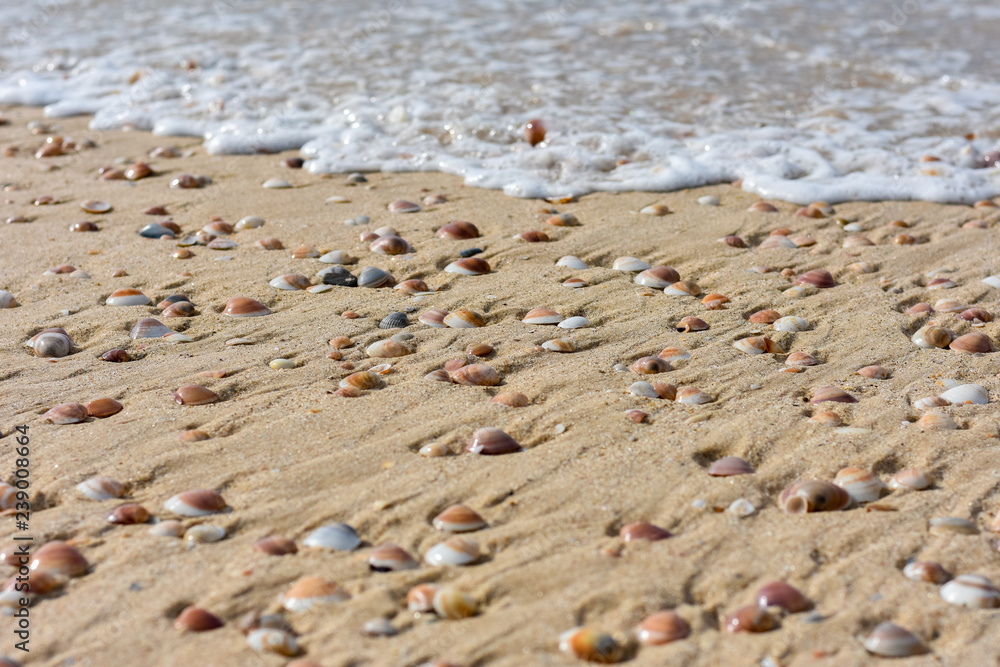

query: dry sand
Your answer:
[1,106,1000,666]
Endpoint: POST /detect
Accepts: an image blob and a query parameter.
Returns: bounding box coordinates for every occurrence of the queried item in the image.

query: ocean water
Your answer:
[1,0,999,203]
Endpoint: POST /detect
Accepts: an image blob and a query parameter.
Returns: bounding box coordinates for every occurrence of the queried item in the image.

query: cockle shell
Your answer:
[444,310,485,328]
[939,384,988,405]
[43,403,88,424]
[432,587,479,619]
[612,257,650,272]
[888,469,930,491]
[863,623,927,657]
[733,337,784,355]
[424,536,480,566]
[174,607,224,632]
[223,297,270,317]
[756,581,809,612]
[833,467,886,503]
[491,391,529,407]
[30,541,88,577]
[340,371,383,390]
[33,332,72,357]
[433,505,487,532]
[303,523,360,551]
[676,316,708,332]
[164,489,227,516]
[620,522,671,542]
[542,338,576,352]
[559,628,623,664]
[557,255,588,269]
[636,611,690,645]
[105,288,150,306]
[725,605,776,633]
[630,357,671,374]
[912,325,953,349]
[810,386,856,404]
[949,332,994,353]
[437,221,480,239]
[663,281,701,296]
[366,340,411,358]
[779,480,852,513]
[634,266,680,288]
[466,427,521,455]
[903,561,950,583]
[280,576,351,611]
[707,457,754,476]
[773,316,809,332]
[939,575,1000,608]
[451,364,500,386]
[915,412,958,431]
[270,274,311,290]
[794,269,835,288]
[445,257,491,275]
[523,308,563,324]
[174,385,219,405]
[130,318,172,339]
[676,387,712,404]
[77,476,124,500]
[247,629,301,656]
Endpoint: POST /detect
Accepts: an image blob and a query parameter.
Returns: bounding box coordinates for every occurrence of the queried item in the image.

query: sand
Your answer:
[1,105,999,666]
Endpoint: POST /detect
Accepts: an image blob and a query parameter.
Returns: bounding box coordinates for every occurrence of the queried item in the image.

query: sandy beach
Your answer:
[1,105,1000,666]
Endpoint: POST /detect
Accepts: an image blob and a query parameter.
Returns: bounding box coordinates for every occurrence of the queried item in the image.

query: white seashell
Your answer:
[76,476,124,501]
[939,574,1000,608]
[888,469,930,491]
[247,629,301,656]
[911,325,954,349]
[629,381,659,398]
[308,284,332,293]
[269,358,295,369]
[326,195,350,203]
[184,524,227,544]
[269,274,311,290]
[676,387,713,404]
[302,523,360,551]
[913,396,951,410]
[698,195,720,206]
[939,384,988,405]
[558,316,591,329]
[662,281,700,296]
[541,338,576,352]
[0,290,18,308]
[862,622,926,657]
[522,308,563,325]
[982,275,1000,289]
[130,318,173,339]
[262,178,292,189]
[727,498,756,517]
[162,333,193,343]
[843,222,863,232]
[106,290,151,306]
[657,348,690,363]
[318,250,355,264]
[234,215,265,230]
[773,316,809,332]
[366,340,411,358]
[833,468,886,504]
[759,235,798,249]
[783,286,809,297]
[612,256,650,272]
[424,537,480,567]
[556,255,588,269]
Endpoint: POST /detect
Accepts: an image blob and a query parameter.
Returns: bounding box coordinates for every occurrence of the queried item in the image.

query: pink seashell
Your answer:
[466,427,521,455]
[707,456,754,476]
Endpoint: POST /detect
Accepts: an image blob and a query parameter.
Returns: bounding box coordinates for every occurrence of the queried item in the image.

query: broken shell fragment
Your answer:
[779,480,852,513]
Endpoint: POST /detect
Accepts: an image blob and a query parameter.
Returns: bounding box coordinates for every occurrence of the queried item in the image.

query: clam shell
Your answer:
[394,278,432,294]
[86,398,123,418]
[734,337,783,355]
[357,266,394,288]
[517,230,549,242]
[636,611,690,645]
[563,278,588,289]
[247,629,301,656]
[139,223,176,238]
[810,386,856,404]
[30,541,88,577]
[634,266,680,288]
[174,606,224,632]
[223,297,270,317]
[630,357,671,374]
[131,318,173,339]
[525,119,546,146]
[794,269,835,288]
[939,383,988,405]
[725,605,777,633]
[106,288,150,306]
[433,505,487,532]
[378,312,408,329]
[628,381,659,399]
[340,371,383,390]
[833,467,886,504]
[523,308,563,325]
[424,536,480,566]
[949,332,994,354]
[0,290,18,308]
[779,480,852,513]
[619,522,671,542]
[207,238,238,250]
[444,257,491,275]
[80,199,111,213]
[148,520,185,538]
[939,574,1000,608]
[432,586,479,619]
[929,516,978,535]
[235,215,265,231]
[810,412,842,426]
[388,200,420,213]
[444,310,485,328]
[419,309,449,327]
[676,387,712,404]
[542,338,576,352]
[982,275,1000,289]
[466,427,521,455]
[720,235,745,247]
[701,293,729,309]
[772,316,809,332]
[107,503,150,524]
[676,316,708,332]
[888,469,930,491]
[165,489,227,516]
[254,535,298,556]
[658,347,690,362]
[857,365,889,379]
[269,274,311,290]
[786,352,819,366]
[863,623,926,657]
[640,204,670,215]
[303,523,361,551]
[758,235,797,249]
[370,235,413,255]
[366,339,411,358]
[254,237,284,250]
[491,391,529,407]
[933,299,966,313]
[748,202,778,212]
[707,456,754,476]
[77,476,124,500]
[755,581,809,612]
[612,256,649,272]
[365,543,418,572]
[451,364,500,386]
[317,250,355,264]
[662,281,701,296]
[407,584,439,612]
[915,412,958,431]
[33,332,72,358]
[556,255,588,269]
[425,370,452,383]
[547,212,579,226]
[173,385,220,406]
[162,301,196,317]
[559,628,623,663]
[559,316,591,329]
[43,403,88,424]
[436,221,479,239]
[903,560,950,583]
[912,325,954,349]
[960,308,992,322]
[280,576,350,611]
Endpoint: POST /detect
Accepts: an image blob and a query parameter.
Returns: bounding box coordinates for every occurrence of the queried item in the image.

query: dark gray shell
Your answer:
[320,266,358,287]
[459,247,483,258]
[358,266,392,288]
[379,312,408,329]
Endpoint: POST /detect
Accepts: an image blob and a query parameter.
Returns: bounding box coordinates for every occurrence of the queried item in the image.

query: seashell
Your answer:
[317,250,355,265]
[523,308,563,325]
[748,202,778,212]
[255,237,284,250]
[358,266,394,288]
[162,301,196,317]
[179,429,210,442]
[755,581,809,612]
[451,364,500,386]
[303,523,361,551]
[630,357,671,374]
[362,617,396,637]
[444,257,491,275]
[911,325,953,349]
[202,221,233,236]
[432,586,479,619]
[863,623,927,657]
[366,340,411,358]
[773,316,809,332]
[108,503,150,525]
[676,387,712,404]
[174,606,224,632]
[857,365,889,379]
[559,628,623,663]
[0,291,18,309]
[634,266,680,288]
[466,427,521,455]
[779,480,852,513]
[734,336,784,355]
[207,238,237,250]
[433,505,487,532]
[523,118,547,146]
[888,469,930,491]
[725,605,777,633]
[234,215,265,231]
[223,297,270,317]
[86,398,123,419]
[833,467,886,503]
[33,332,72,358]
[288,245,319,259]
[31,541,88,577]
[949,332,994,354]
[262,178,291,189]
[612,256,650,272]
[702,293,729,310]
[425,370,451,384]
[562,278,589,291]
[165,489,227,517]
[148,520,185,538]
[842,234,874,248]
[280,576,350,611]
[758,235,797,249]
[517,230,549,242]
[173,385,219,406]
[394,279,432,294]
[77,476,124,501]
[340,371,383,390]
[790,234,816,247]
[467,343,494,356]
[370,235,413,255]
[939,574,1000,608]
[903,561,949,583]
[43,403,88,424]
[785,352,818,366]
[436,221,480,239]
[707,457,754,476]
[639,204,670,216]
[964,220,988,229]
[636,610,690,645]
[928,277,957,289]
[929,516,978,536]
[721,235,746,248]
[676,316,709,332]
[848,261,876,274]
[139,223,176,239]
[809,411,842,426]
[982,275,1000,289]
[939,383,988,405]
[663,281,701,296]
[557,255,589,269]
[794,269,835,288]
[130,318,173,339]
[542,338,576,352]
[933,298,966,313]
[247,629,301,656]
[783,285,809,298]
[81,199,111,213]
[547,212,580,226]
[269,359,295,370]
[915,412,958,431]
[491,391,529,407]
[658,347,690,363]
[388,200,421,213]
[269,274,311,290]
[254,535,298,556]
[810,386,856,404]
[368,543,418,572]
[628,381,659,399]
[407,583,440,612]
[906,303,933,315]
[106,288,150,306]
[620,522,671,542]
[319,266,358,287]
[960,308,992,322]
[893,233,917,245]
[425,536,480,566]
[444,310,485,328]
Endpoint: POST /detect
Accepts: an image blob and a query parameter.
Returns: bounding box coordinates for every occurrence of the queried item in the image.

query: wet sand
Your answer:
[1,106,999,666]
